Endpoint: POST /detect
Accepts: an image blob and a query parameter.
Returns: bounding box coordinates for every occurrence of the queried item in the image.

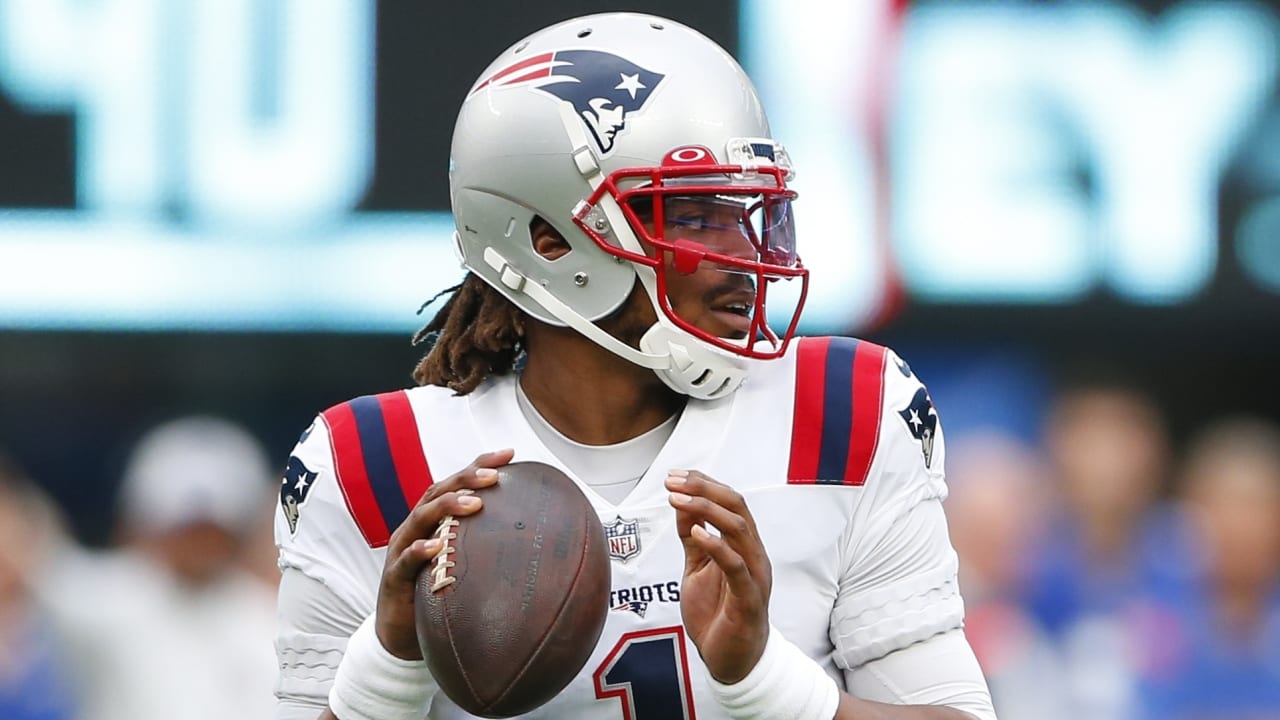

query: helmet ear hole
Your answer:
[530,217,572,262]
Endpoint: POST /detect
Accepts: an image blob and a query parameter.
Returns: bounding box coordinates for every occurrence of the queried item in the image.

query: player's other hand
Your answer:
[665,470,771,684]
[376,448,514,660]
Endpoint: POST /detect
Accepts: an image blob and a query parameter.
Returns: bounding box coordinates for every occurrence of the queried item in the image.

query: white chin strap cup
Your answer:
[481,247,749,400]
[640,324,747,401]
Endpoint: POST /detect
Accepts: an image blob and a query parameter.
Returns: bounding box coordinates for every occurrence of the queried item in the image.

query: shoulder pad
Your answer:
[787,337,888,486]
[321,390,435,548]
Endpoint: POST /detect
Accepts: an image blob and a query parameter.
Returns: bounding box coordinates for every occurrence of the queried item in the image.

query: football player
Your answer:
[274,12,997,720]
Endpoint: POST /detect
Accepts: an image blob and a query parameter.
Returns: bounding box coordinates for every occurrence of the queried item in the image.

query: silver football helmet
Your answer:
[449,12,808,400]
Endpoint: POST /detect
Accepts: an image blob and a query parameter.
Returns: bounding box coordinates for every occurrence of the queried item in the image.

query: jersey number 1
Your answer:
[593,626,697,720]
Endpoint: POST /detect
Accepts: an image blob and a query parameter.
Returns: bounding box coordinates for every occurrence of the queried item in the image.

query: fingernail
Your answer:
[691,524,710,539]
[458,495,482,509]
[666,473,686,485]
[669,491,692,505]
[492,448,514,456]
[668,469,689,478]
[476,468,498,480]
[421,538,442,553]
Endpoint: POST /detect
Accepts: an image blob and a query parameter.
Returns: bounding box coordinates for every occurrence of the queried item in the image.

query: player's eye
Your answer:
[668,214,708,231]
[669,215,745,234]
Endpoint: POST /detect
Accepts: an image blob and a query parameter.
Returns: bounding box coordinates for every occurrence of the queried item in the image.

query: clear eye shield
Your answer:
[572,139,808,359]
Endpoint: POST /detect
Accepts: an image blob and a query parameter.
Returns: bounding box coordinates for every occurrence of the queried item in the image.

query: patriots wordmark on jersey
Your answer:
[274,337,963,720]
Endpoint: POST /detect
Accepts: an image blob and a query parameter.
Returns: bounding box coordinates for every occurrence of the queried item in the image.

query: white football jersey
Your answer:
[274,337,964,720]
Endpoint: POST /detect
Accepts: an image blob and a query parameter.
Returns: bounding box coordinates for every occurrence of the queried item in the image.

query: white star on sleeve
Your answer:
[908,408,923,431]
[294,475,310,493]
[615,72,645,99]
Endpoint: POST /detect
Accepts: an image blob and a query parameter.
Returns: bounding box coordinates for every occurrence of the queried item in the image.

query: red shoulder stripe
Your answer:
[844,341,887,486]
[321,400,389,547]
[788,338,888,485]
[375,391,434,508]
[787,337,831,483]
[321,391,435,549]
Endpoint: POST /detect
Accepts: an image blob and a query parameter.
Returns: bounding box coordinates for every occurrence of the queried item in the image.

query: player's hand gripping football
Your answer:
[375,448,514,660]
[666,469,771,684]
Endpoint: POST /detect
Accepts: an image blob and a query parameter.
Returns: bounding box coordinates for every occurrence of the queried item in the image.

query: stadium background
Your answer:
[0,0,1278,717]
[2,0,1275,544]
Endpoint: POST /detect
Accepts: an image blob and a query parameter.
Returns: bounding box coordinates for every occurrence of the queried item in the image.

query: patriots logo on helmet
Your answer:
[472,50,665,155]
[898,387,939,469]
[280,455,318,534]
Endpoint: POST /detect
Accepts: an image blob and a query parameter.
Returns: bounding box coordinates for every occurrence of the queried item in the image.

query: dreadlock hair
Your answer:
[411,272,526,394]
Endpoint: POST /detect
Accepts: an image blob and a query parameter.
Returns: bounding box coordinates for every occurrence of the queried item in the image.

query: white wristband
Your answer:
[329,614,437,720]
[706,625,841,720]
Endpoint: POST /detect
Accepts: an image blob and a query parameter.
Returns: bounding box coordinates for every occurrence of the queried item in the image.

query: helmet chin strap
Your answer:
[480,245,748,400]
[480,246,668,371]
[592,196,750,401]
[638,323,747,400]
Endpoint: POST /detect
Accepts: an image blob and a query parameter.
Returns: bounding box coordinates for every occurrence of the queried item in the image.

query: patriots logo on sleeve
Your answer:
[280,455,319,534]
[471,50,665,155]
[897,387,939,469]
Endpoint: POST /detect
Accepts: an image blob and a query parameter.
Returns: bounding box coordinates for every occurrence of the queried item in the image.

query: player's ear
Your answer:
[530,217,571,261]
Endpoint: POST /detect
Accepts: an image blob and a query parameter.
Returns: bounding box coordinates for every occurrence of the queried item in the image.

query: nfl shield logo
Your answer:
[603,516,641,562]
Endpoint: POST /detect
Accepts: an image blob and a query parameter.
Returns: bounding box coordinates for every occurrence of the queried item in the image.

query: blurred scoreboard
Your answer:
[0,0,1277,334]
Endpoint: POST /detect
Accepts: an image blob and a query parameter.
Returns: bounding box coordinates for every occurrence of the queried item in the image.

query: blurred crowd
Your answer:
[1,377,1279,720]
[949,381,1280,720]
[0,417,279,720]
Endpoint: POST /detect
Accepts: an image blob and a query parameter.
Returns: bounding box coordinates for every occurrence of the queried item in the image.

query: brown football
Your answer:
[414,461,611,718]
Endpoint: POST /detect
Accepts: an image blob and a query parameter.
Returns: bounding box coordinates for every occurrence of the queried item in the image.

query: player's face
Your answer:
[660,197,759,340]
[626,196,761,342]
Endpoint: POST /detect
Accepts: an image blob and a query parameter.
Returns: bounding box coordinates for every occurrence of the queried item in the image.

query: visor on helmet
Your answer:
[573,141,809,359]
